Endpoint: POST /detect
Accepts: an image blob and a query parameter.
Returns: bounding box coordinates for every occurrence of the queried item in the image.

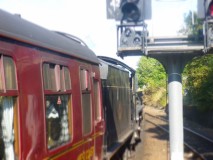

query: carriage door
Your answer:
[80,68,95,160]
[93,75,105,159]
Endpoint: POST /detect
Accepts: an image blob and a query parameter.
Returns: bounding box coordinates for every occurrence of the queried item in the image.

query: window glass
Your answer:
[64,67,71,90]
[46,95,70,149]
[43,63,72,149]
[0,79,3,91]
[0,96,17,160]
[43,64,71,91]
[80,68,92,135]
[0,58,3,90]
[43,63,49,89]
[0,56,18,159]
[94,80,101,121]
[43,63,56,90]
[3,56,16,90]
[54,65,60,91]
[49,64,56,90]
[60,67,65,91]
[82,94,92,135]
[80,69,90,90]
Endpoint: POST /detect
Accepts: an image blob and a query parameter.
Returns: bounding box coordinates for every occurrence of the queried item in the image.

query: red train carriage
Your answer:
[0,9,105,159]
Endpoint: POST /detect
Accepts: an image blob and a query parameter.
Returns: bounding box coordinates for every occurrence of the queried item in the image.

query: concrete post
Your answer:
[150,52,201,160]
[167,56,184,160]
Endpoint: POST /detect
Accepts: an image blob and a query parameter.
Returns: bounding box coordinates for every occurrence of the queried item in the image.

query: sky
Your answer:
[0,0,197,69]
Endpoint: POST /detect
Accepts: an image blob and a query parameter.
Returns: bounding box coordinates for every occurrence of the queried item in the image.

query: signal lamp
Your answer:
[204,1,213,50]
[106,0,152,22]
[133,35,141,46]
[124,28,132,37]
[209,3,213,17]
[207,21,213,47]
[120,0,141,22]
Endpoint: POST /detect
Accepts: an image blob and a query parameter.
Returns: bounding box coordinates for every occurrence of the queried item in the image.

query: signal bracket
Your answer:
[116,22,148,58]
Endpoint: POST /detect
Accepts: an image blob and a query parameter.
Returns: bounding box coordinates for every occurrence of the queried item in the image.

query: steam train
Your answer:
[0,9,140,160]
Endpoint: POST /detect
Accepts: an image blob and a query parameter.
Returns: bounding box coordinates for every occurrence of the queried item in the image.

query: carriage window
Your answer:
[0,97,18,160]
[80,69,90,91]
[45,95,70,149]
[43,63,71,149]
[4,57,17,90]
[94,80,101,121]
[0,56,17,91]
[64,67,71,90]
[43,64,71,91]
[80,69,92,135]
[43,63,56,90]
[0,56,18,159]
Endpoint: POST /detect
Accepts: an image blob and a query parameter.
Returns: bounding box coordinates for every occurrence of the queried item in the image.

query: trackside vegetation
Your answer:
[183,54,213,112]
[136,56,167,108]
[136,11,213,127]
[136,54,213,112]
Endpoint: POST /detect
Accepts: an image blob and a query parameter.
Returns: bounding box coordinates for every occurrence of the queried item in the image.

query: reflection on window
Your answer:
[94,80,101,121]
[0,96,17,160]
[80,69,92,135]
[46,95,70,149]
[64,67,71,90]
[0,56,17,91]
[43,63,56,90]
[82,94,91,135]
[43,63,72,149]
[43,64,71,91]
[80,69,90,91]
[3,57,17,90]
[0,56,18,159]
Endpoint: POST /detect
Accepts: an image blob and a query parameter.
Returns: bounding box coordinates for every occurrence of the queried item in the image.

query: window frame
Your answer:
[80,67,92,136]
[43,63,72,93]
[42,62,72,150]
[93,78,102,122]
[0,55,18,93]
[0,54,19,159]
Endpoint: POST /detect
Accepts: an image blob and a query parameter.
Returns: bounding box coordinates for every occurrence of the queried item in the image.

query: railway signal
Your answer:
[106,0,152,22]
[120,0,143,23]
[116,23,148,58]
[106,0,151,57]
[205,0,213,50]
[197,0,213,51]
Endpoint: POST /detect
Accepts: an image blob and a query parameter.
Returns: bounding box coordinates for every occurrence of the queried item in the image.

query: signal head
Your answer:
[207,1,213,17]
[120,0,141,22]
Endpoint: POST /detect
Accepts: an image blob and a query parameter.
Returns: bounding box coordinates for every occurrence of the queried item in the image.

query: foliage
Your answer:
[183,54,213,111]
[178,11,213,112]
[137,57,166,88]
[178,11,203,41]
[136,11,213,112]
[136,56,167,108]
[136,54,213,111]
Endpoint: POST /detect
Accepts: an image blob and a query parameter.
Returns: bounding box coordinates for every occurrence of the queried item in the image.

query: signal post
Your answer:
[106,0,213,159]
[149,51,202,160]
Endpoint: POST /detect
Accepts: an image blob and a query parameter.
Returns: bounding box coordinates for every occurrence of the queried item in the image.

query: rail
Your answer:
[144,112,213,160]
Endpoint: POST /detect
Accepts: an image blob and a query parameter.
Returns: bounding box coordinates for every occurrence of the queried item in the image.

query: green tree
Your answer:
[178,11,203,41]
[183,54,213,111]
[136,56,167,108]
[180,11,213,112]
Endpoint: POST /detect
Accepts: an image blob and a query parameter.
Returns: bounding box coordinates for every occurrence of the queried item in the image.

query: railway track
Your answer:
[145,113,213,160]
